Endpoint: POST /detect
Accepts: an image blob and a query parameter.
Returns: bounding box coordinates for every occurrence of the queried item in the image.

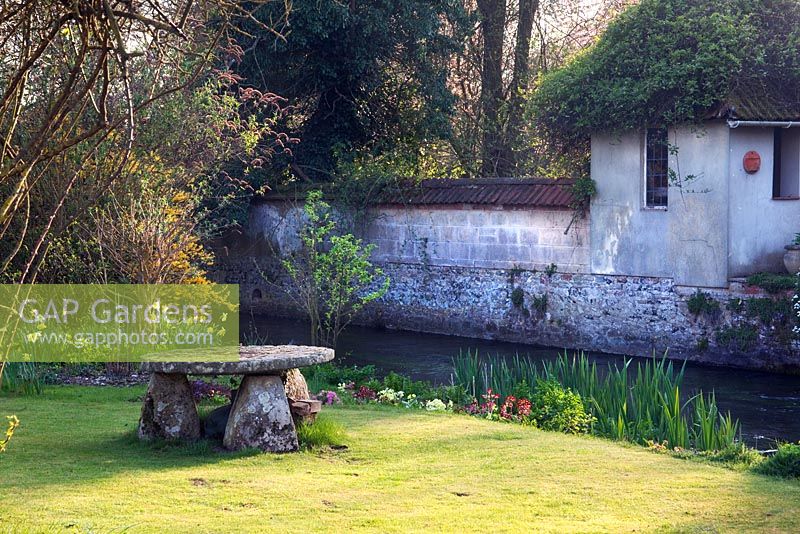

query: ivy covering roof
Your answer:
[709,79,800,121]
[532,0,800,140]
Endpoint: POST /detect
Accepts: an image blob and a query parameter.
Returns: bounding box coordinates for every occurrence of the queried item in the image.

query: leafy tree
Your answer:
[231,0,471,183]
[279,191,389,348]
[532,0,800,147]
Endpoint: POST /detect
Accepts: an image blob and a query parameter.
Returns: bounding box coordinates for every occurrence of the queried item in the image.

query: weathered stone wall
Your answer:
[365,206,589,272]
[215,250,799,372]
[246,201,589,272]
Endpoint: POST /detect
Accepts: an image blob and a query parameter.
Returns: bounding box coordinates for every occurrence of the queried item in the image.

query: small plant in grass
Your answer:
[353,385,377,402]
[453,351,742,452]
[529,380,594,434]
[755,443,800,478]
[425,398,448,411]
[296,414,346,450]
[0,415,19,453]
[190,380,231,404]
[316,390,341,405]
[0,362,42,395]
[544,263,558,277]
[686,290,720,317]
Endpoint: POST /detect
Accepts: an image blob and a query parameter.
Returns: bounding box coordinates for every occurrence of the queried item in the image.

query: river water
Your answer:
[247,314,800,445]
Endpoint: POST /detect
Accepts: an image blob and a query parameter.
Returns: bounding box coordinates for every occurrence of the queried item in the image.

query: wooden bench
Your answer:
[138,345,334,452]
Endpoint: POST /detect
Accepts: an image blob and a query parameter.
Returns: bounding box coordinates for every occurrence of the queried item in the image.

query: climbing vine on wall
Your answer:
[531,0,800,145]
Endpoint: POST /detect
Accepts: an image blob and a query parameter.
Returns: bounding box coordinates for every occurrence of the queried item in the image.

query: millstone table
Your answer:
[138,345,334,452]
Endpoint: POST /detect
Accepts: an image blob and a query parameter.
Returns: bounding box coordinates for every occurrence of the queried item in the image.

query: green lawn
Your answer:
[1,386,799,533]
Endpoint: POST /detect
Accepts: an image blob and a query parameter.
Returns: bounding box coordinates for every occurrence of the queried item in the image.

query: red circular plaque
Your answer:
[743,151,761,174]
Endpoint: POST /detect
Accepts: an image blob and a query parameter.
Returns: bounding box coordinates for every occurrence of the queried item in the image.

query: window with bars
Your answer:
[644,127,669,208]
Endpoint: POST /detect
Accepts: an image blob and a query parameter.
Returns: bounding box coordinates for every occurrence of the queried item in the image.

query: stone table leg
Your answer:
[138,373,201,441]
[223,374,299,452]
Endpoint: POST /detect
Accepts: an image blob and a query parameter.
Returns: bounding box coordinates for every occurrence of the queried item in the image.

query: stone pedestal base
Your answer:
[223,375,299,452]
[138,373,201,441]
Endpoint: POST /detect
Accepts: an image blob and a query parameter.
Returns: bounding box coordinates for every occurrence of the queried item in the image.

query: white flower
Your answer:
[425,398,447,411]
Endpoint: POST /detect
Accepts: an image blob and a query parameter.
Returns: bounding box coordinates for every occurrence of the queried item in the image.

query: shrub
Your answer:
[746,272,797,294]
[755,443,800,478]
[716,325,758,352]
[687,290,720,317]
[529,380,594,434]
[296,414,346,450]
[381,372,435,399]
[745,297,792,325]
[279,190,390,347]
[303,363,377,393]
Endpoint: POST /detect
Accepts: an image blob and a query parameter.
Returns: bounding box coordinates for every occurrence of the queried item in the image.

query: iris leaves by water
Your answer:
[453,351,740,451]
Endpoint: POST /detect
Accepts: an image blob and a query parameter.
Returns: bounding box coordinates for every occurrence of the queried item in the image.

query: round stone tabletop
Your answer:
[140,345,334,375]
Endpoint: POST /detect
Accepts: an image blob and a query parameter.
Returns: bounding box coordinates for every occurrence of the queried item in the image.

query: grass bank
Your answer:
[1,386,799,532]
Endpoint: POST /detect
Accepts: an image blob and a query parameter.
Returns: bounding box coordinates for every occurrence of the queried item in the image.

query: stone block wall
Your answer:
[214,200,798,372]
[365,206,589,272]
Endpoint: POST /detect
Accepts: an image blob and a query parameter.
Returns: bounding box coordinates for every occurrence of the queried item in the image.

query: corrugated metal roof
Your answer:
[376,178,576,209]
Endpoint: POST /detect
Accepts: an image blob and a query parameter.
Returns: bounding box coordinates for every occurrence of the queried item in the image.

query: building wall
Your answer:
[589,131,671,278]
[245,202,590,273]
[365,206,589,272]
[591,122,800,284]
[667,122,730,287]
[728,127,800,276]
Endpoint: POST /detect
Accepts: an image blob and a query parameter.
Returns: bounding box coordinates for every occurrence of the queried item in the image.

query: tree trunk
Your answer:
[477,0,507,177]
[499,0,538,176]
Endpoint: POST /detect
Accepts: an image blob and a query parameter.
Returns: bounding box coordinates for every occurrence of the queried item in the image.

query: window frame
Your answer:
[642,126,669,210]
[772,127,800,200]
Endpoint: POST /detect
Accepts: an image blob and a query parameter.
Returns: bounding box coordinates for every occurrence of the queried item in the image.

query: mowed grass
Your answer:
[1,387,799,533]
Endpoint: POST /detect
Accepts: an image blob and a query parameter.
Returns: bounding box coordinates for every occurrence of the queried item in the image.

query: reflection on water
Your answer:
[246,314,800,445]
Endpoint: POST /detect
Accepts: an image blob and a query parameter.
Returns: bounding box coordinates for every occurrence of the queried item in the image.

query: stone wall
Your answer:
[216,249,799,373]
[365,206,588,272]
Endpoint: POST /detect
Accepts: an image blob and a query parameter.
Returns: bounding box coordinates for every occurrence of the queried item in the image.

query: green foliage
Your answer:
[532,0,800,144]
[695,337,709,352]
[746,272,797,294]
[687,290,720,317]
[531,294,548,314]
[727,298,746,313]
[793,233,800,246]
[296,414,346,450]
[745,298,792,325]
[716,325,758,352]
[755,443,800,479]
[529,380,594,434]
[544,263,557,277]
[304,363,377,394]
[0,363,42,395]
[453,351,741,451]
[232,0,471,182]
[569,176,597,218]
[510,287,525,308]
[280,191,390,347]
